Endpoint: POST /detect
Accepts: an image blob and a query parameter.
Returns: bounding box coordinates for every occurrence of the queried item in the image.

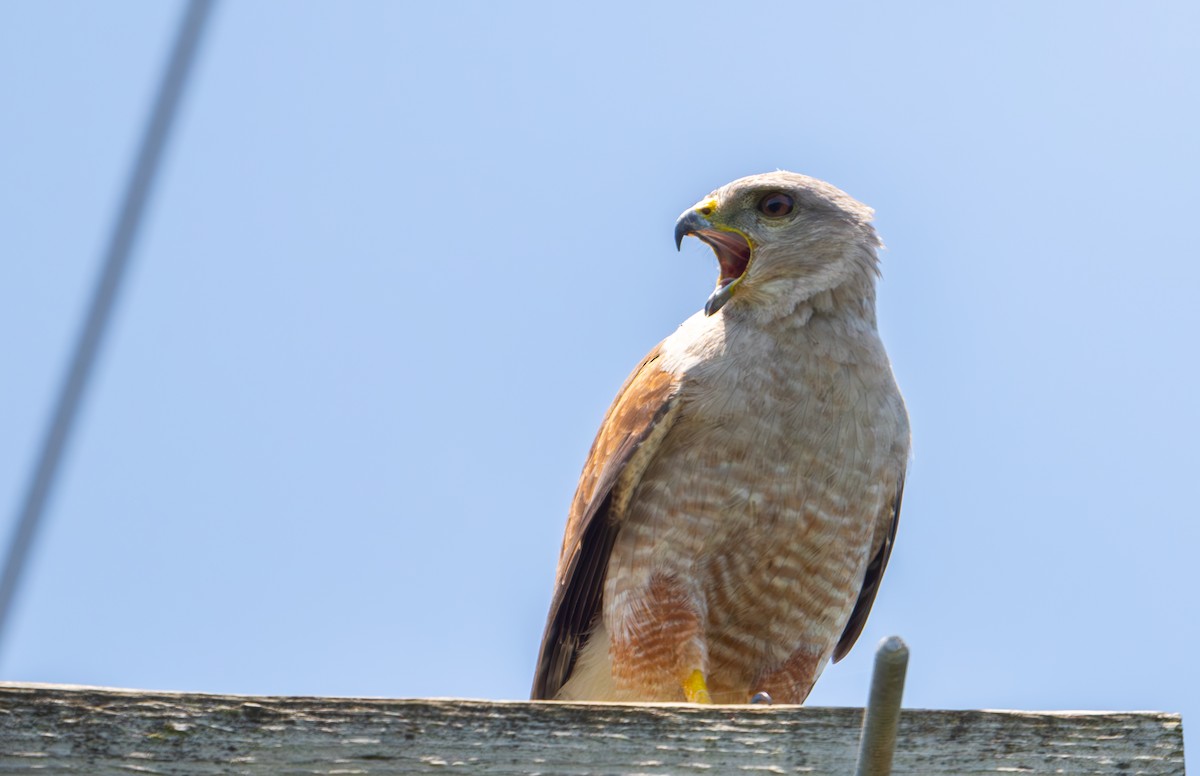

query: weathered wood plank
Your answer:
[0,682,1184,775]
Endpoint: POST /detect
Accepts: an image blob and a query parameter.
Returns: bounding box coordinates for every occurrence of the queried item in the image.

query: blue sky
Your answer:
[2,0,1197,767]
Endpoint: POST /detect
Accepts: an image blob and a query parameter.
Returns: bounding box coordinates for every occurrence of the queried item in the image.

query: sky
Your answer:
[2,0,1197,768]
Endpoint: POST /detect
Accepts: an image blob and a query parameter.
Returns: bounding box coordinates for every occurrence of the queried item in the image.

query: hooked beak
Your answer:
[674,206,753,316]
[674,209,709,251]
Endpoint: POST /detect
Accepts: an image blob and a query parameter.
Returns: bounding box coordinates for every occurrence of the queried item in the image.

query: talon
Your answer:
[750,691,774,705]
[683,669,712,704]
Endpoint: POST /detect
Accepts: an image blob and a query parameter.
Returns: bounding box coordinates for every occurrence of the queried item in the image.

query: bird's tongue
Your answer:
[695,229,753,316]
[696,229,752,287]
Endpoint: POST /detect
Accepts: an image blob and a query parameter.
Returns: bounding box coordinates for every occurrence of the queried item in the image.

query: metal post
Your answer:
[0,0,217,659]
[853,636,909,776]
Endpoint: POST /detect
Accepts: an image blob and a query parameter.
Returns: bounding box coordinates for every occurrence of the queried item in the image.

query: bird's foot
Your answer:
[683,669,712,704]
[750,691,774,705]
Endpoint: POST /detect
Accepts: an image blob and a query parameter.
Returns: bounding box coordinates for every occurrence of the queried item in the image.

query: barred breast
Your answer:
[598,305,908,703]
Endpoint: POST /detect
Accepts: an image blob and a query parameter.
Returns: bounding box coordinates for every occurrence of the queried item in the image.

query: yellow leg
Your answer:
[683,669,712,704]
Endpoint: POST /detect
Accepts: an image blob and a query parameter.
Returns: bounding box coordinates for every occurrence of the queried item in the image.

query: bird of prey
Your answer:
[532,172,909,705]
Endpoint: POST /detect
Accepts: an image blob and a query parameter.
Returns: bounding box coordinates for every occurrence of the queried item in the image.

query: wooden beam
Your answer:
[0,682,1183,774]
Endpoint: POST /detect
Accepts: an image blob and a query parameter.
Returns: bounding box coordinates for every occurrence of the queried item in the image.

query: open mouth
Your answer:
[675,208,754,315]
[694,229,752,291]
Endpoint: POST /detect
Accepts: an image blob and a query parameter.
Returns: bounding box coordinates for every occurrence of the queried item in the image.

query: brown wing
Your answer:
[832,472,905,663]
[531,344,681,700]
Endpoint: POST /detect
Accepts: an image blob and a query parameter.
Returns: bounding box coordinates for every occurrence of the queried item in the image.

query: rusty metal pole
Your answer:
[853,636,909,776]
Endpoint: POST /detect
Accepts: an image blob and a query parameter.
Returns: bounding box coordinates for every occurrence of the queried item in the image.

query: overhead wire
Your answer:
[0,0,218,660]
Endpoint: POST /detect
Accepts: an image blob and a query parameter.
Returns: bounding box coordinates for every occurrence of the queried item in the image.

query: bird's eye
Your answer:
[758,192,794,218]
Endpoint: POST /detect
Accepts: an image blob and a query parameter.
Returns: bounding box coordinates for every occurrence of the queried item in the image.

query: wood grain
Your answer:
[0,683,1184,775]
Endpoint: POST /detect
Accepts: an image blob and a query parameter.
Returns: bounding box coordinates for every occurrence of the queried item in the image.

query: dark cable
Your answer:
[0,0,217,660]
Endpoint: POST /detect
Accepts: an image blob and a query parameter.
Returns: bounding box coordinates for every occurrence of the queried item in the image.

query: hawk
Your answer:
[532,172,909,705]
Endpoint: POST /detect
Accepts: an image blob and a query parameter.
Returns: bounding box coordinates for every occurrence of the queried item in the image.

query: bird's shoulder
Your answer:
[558,339,684,564]
[532,338,685,699]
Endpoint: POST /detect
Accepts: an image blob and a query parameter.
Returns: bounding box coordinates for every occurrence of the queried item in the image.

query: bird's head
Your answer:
[675,171,881,319]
